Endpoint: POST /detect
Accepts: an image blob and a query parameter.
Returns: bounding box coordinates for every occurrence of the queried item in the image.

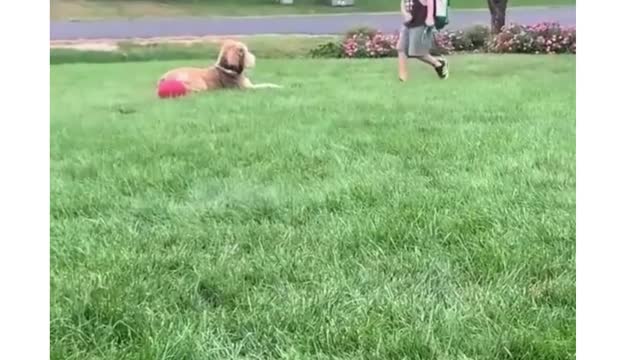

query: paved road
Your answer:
[50,6,575,41]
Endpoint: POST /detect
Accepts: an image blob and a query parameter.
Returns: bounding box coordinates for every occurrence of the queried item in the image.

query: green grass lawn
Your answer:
[50,35,340,65]
[51,55,576,360]
[52,0,577,20]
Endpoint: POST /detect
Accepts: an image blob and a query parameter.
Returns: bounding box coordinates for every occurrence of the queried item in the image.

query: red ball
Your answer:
[157,79,188,99]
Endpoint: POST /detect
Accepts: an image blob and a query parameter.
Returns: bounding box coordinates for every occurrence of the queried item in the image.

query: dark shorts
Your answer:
[398,25,434,57]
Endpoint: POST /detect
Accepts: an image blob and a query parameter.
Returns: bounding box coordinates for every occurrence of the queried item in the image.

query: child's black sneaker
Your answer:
[435,58,449,79]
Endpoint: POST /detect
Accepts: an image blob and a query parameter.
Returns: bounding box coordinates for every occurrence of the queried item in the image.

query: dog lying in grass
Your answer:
[157,40,281,97]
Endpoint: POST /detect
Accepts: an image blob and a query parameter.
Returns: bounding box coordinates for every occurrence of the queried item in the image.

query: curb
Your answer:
[53,5,575,23]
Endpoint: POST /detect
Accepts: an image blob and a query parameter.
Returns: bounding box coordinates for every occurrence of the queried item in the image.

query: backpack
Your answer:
[434,0,450,30]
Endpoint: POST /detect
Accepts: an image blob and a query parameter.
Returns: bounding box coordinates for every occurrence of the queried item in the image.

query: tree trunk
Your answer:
[488,0,508,33]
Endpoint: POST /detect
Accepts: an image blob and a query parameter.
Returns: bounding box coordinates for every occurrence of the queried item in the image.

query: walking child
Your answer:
[397,0,449,81]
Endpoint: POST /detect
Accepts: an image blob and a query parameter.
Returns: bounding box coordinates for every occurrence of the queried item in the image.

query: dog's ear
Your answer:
[229,45,245,74]
[218,43,244,75]
[236,46,245,74]
[217,51,230,69]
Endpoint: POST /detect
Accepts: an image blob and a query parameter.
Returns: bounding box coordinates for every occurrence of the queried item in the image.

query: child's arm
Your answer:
[425,0,436,27]
[401,0,412,22]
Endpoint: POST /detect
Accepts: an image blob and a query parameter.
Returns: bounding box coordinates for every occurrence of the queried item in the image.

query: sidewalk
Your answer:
[50,6,576,41]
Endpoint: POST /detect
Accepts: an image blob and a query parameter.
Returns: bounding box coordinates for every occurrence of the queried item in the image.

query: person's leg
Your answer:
[417,54,441,68]
[416,27,449,79]
[419,55,448,79]
[398,52,409,81]
[397,27,410,81]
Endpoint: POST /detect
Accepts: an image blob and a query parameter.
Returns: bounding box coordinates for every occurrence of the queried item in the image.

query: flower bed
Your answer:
[309,22,576,58]
[489,22,576,54]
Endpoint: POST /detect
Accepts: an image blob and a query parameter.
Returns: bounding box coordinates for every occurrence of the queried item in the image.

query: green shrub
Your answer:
[309,41,343,58]
[464,24,491,50]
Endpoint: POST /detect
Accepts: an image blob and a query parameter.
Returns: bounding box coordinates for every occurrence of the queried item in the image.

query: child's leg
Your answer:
[398,52,409,81]
[419,54,449,79]
[417,54,442,68]
[397,27,410,81]
[416,27,449,79]
[416,27,441,68]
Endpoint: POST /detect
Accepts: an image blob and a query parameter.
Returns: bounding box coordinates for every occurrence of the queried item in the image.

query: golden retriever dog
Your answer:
[157,40,281,93]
